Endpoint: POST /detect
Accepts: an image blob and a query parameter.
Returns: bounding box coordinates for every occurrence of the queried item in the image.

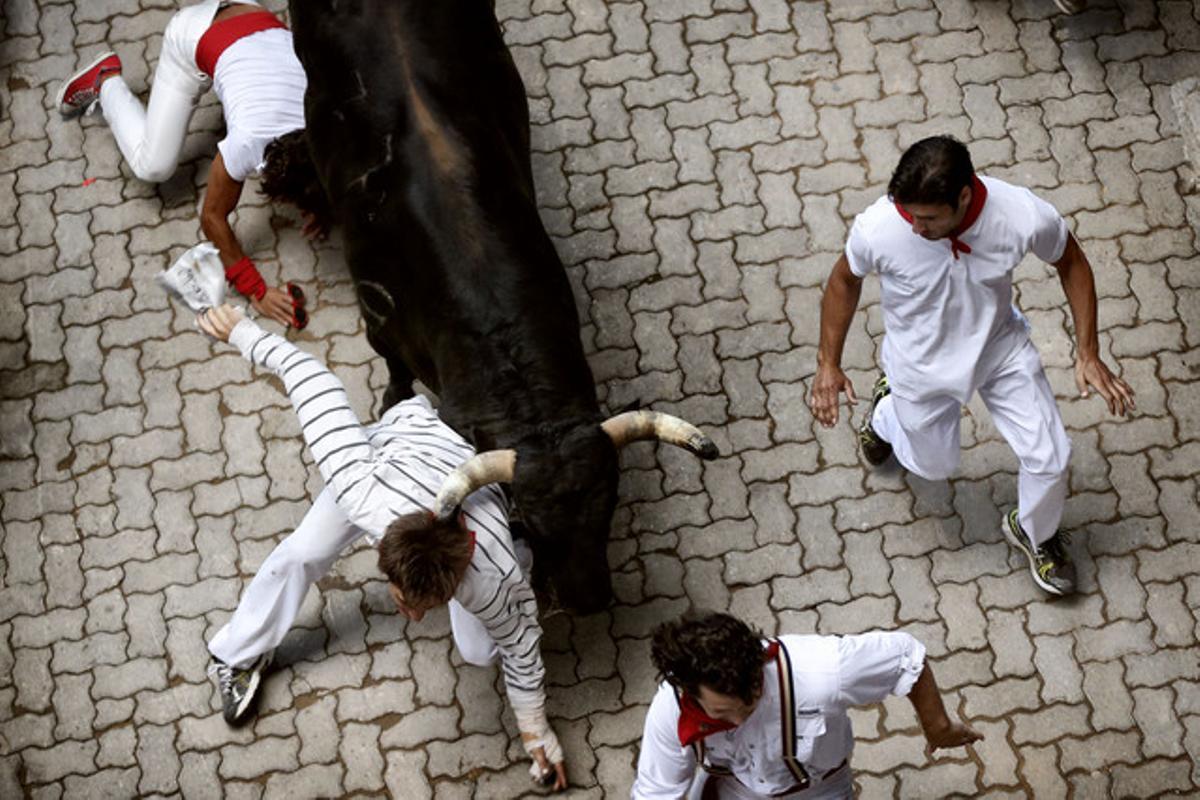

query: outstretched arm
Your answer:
[809,254,865,427]
[202,155,299,328]
[198,305,395,533]
[456,521,565,790]
[1052,234,1135,416]
[907,664,983,755]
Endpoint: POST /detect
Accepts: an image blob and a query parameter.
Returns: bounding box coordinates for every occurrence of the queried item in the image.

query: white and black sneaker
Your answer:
[209,651,272,725]
[1002,510,1076,596]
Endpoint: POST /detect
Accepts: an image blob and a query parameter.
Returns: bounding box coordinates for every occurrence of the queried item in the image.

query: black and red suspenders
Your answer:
[683,639,812,795]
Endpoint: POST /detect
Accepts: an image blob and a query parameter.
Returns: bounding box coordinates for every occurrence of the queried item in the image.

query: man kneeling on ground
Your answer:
[632,612,981,799]
[196,304,566,790]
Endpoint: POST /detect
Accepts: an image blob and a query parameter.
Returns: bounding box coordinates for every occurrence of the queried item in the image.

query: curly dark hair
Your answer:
[377,512,473,606]
[650,611,766,705]
[260,128,334,237]
[887,135,975,209]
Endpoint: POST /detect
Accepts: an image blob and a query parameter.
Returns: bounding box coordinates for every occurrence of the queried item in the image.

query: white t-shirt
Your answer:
[845,176,1069,404]
[212,28,307,181]
[631,632,926,799]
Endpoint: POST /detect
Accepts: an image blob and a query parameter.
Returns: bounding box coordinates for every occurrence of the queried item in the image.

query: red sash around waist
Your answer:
[196,10,287,77]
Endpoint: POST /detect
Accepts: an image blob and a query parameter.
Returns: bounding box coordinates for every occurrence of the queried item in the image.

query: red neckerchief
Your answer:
[677,641,779,747]
[895,175,988,261]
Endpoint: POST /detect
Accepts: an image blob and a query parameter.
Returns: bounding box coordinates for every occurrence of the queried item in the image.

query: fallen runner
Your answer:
[195,304,567,791]
[56,0,321,328]
[633,612,981,799]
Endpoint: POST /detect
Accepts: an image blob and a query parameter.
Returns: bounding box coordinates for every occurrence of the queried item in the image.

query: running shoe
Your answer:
[1002,509,1076,595]
[858,374,893,466]
[56,51,122,116]
[208,651,272,725]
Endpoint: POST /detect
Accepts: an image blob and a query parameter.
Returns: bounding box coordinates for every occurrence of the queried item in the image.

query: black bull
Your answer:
[289,0,716,613]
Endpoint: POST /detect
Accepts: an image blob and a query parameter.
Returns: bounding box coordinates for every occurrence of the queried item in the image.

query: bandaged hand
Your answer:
[515,705,567,791]
[197,304,247,342]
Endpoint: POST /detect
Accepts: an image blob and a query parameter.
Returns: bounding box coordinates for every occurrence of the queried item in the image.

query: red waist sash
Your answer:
[196,11,287,77]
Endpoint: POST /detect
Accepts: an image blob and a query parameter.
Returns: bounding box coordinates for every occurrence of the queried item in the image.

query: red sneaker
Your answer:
[56,51,122,116]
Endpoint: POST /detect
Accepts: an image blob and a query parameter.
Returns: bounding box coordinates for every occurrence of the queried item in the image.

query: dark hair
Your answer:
[888,135,975,208]
[377,512,472,605]
[650,611,766,705]
[260,129,334,236]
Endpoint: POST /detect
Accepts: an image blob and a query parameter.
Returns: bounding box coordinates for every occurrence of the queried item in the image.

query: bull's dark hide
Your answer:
[289,0,625,613]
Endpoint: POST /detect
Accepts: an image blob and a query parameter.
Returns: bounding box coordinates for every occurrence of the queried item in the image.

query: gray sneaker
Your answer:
[209,651,272,725]
[858,375,893,466]
[1002,510,1076,595]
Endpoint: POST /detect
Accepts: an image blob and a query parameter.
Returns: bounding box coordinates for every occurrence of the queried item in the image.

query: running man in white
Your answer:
[632,612,980,799]
[195,304,567,791]
[809,136,1135,595]
[57,0,317,328]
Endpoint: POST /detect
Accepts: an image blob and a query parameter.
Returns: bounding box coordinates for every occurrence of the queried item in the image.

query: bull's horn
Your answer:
[601,410,719,460]
[433,449,517,520]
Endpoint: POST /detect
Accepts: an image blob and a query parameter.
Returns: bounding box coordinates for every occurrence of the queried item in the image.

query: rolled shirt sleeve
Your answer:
[833,631,927,707]
[632,684,697,800]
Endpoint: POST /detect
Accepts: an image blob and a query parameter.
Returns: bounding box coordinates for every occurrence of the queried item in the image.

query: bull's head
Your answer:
[433,411,718,614]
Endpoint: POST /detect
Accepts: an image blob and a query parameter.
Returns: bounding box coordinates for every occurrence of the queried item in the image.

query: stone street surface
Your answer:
[2,0,1199,797]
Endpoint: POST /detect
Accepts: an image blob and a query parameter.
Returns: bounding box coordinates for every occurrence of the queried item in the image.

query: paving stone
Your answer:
[220,736,301,780]
[1110,758,1196,799]
[22,740,98,783]
[1082,659,1135,731]
[895,761,979,799]
[1053,732,1132,782]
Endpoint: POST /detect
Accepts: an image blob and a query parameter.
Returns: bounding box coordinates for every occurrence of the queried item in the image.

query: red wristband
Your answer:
[225,256,267,300]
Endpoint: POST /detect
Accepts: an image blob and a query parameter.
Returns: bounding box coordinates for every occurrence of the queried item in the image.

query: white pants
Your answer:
[872,339,1071,546]
[690,764,854,800]
[208,485,498,669]
[98,0,231,182]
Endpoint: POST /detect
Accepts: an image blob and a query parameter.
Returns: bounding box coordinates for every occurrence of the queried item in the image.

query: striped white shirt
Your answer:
[229,318,546,710]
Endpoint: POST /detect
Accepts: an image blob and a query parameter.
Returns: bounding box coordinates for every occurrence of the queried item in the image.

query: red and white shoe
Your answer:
[56,51,122,116]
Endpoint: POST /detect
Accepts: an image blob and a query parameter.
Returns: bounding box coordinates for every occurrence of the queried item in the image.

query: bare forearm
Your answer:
[817,256,863,369]
[201,211,246,268]
[1056,236,1100,359]
[908,664,952,738]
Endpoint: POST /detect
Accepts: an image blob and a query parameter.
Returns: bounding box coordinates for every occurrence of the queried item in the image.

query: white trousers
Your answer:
[690,764,854,800]
[208,485,498,669]
[872,339,1071,546]
[97,0,226,182]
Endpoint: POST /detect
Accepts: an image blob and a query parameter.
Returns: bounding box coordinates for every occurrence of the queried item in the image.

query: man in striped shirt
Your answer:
[197,304,566,789]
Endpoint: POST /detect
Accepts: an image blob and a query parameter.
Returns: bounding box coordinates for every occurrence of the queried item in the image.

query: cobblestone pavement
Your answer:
[2,0,1199,797]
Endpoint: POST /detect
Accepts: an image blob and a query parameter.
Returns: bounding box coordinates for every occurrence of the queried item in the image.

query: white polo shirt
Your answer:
[631,632,926,799]
[845,176,1069,404]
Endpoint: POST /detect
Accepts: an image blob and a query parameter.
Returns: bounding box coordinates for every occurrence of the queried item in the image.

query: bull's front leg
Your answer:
[358,281,415,414]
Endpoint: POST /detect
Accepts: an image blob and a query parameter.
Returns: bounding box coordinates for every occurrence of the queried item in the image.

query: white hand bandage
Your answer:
[514,705,563,781]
